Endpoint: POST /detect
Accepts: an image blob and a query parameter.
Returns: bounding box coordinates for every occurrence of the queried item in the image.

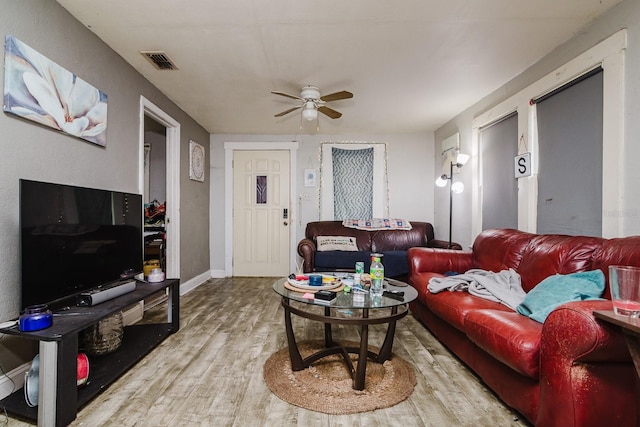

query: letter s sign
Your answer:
[514,153,532,178]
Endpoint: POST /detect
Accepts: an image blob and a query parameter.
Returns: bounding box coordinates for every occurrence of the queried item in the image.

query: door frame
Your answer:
[139,96,181,279]
[224,142,299,277]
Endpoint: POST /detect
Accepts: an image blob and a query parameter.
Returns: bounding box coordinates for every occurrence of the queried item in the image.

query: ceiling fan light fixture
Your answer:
[302,102,317,121]
[272,85,351,123]
[300,85,320,100]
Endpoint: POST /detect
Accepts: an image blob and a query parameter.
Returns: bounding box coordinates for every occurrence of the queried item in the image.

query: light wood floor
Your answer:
[7,277,531,427]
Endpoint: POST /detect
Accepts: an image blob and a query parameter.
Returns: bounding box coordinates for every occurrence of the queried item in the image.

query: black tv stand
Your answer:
[0,278,179,427]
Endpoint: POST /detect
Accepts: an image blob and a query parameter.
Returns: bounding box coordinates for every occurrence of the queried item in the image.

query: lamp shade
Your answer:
[451,181,464,194]
[435,174,448,187]
[456,153,470,166]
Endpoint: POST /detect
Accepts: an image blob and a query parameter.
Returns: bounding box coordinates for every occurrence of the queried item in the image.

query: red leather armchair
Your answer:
[408,229,639,427]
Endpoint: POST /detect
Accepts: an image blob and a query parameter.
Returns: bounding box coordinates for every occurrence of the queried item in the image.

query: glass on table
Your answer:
[610,265,640,318]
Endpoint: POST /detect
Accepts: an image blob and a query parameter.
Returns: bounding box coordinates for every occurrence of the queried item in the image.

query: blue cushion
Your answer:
[315,251,368,271]
[314,250,408,278]
[380,251,409,278]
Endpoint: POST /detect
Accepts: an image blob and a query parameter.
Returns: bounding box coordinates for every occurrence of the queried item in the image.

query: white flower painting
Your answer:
[3,35,107,146]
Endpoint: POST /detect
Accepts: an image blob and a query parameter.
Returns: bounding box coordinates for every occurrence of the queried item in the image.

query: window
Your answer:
[535,69,603,236]
[480,112,518,230]
[256,175,267,204]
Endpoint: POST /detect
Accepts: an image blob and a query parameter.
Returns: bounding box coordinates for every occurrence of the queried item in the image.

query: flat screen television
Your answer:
[19,179,143,311]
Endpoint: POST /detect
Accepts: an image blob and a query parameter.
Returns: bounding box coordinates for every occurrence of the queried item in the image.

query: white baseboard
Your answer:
[179,270,216,296]
[0,361,30,400]
[210,269,226,279]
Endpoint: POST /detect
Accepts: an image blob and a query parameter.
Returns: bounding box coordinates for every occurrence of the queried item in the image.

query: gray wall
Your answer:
[209,132,435,273]
[0,1,210,324]
[434,0,640,248]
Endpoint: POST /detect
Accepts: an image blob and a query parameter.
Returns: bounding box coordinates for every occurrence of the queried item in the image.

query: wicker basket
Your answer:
[82,312,124,356]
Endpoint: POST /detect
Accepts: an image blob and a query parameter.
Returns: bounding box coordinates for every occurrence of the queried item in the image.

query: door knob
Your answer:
[283,221,288,226]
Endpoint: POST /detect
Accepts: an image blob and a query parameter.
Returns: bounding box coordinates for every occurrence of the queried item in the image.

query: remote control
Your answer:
[383,290,405,301]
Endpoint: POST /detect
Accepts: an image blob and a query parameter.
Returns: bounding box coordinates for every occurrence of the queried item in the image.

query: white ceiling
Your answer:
[56,0,621,135]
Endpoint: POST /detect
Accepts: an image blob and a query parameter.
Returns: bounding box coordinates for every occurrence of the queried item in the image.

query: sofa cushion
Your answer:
[472,229,533,272]
[380,251,410,278]
[314,251,369,271]
[464,310,542,379]
[424,289,511,332]
[315,250,410,278]
[591,236,640,299]
[409,272,442,304]
[316,236,359,251]
[371,222,433,251]
[517,234,602,291]
[305,221,373,251]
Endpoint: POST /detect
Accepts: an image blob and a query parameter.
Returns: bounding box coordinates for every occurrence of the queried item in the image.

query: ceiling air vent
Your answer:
[140,51,178,70]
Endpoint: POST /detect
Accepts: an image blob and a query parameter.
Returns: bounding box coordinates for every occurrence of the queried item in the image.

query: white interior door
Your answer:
[233,150,290,276]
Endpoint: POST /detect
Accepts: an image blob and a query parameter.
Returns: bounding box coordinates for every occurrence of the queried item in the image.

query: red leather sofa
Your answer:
[407,228,639,427]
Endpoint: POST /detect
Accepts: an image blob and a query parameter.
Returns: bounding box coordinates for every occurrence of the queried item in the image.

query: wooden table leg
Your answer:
[354,308,369,390]
[622,333,640,423]
[324,306,333,347]
[377,306,399,363]
[624,333,640,375]
[282,297,305,371]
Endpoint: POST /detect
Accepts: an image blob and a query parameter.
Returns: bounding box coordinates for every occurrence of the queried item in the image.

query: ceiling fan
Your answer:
[271,85,353,123]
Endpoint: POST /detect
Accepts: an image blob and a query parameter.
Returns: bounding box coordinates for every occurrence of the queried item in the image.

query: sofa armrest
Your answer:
[297,238,316,273]
[537,299,635,427]
[542,300,630,363]
[428,239,463,250]
[407,247,474,276]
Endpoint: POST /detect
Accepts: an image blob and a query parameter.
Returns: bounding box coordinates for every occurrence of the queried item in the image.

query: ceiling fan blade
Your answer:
[318,106,342,119]
[320,90,353,102]
[274,106,302,117]
[271,90,302,101]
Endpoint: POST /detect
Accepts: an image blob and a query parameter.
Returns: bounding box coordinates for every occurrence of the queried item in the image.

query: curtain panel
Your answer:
[320,142,388,220]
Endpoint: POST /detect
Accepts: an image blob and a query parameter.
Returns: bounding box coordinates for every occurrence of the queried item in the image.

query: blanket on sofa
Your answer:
[428,268,526,310]
[342,218,412,230]
[516,270,605,323]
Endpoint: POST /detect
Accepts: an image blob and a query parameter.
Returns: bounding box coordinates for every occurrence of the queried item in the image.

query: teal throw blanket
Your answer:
[516,270,605,323]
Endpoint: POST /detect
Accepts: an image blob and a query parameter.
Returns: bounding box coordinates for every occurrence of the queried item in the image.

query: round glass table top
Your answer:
[272,274,417,310]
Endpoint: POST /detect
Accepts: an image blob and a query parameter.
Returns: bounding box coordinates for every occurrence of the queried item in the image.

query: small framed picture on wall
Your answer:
[304,169,316,187]
[189,140,205,182]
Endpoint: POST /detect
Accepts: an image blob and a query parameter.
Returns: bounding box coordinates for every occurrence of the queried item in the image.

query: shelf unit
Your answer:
[0,279,180,427]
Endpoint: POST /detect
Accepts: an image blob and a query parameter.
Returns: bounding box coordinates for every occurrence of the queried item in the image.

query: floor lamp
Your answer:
[436,151,469,248]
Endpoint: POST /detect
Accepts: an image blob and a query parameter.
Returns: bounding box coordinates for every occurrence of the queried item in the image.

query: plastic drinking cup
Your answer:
[609,265,640,317]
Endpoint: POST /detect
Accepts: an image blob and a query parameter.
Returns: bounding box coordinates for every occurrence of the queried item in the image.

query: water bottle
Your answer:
[370,256,384,297]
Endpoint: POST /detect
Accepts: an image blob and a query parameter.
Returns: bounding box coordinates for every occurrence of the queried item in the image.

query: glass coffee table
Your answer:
[272,275,417,390]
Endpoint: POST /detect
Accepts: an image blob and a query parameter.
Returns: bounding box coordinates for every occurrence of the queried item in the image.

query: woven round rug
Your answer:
[263,340,416,414]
